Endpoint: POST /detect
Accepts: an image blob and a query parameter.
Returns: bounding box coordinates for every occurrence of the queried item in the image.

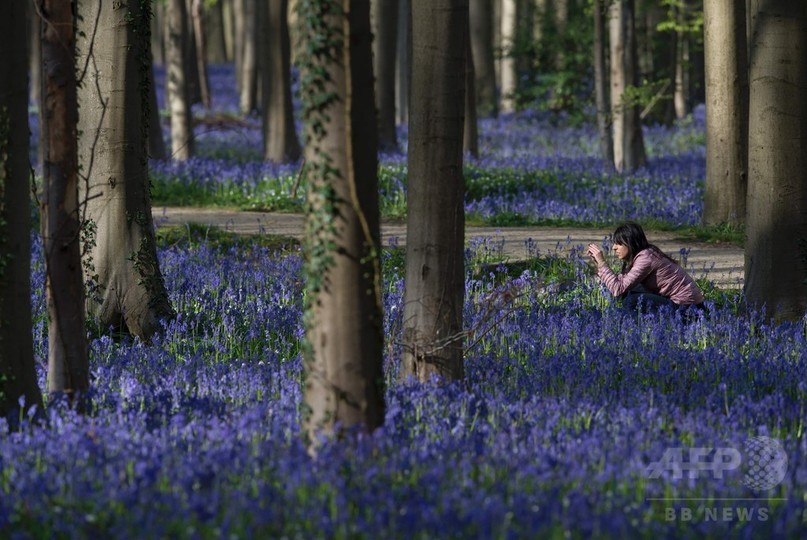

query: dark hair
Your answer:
[612,221,676,272]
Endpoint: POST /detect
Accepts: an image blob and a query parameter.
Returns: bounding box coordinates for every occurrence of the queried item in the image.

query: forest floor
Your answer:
[153,206,745,288]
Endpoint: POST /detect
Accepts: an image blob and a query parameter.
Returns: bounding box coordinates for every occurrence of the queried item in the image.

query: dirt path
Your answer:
[153,206,745,288]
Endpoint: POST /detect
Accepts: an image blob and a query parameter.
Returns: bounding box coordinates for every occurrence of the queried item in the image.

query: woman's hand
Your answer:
[587,243,606,267]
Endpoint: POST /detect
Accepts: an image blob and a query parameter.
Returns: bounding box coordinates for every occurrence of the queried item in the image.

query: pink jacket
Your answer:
[597,248,705,305]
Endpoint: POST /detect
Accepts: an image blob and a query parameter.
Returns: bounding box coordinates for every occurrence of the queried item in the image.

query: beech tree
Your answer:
[401,0,467,383]
[744,1,807,321]
[77,0,175,340]
[593,0,613,164]
[40,0,89,400]
[297,0,385,446]
[372,0,399,152]
[469,0,496,118]
[0,0,43,423]
[608,0,646,172]
[262,0,301,163]
[500,0,517,113]
[166,0,195,159]
[703,0,748,227]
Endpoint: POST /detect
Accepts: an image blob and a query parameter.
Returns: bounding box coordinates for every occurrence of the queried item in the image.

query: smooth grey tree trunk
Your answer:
[263,0,301,163]
[373,0,399,152]
[744,1,807,321]
[41,0,89,402]
[239,0,259,114]
[608,0,645,172]
[166,0,195,159]
[499,0,517,113]
[703,0,748,227]
[395,0,410,126]
[298,0,385,448]
[0,0,43,423]
[401,0,467,383]
[77,0,175,340]
[469,0,497,118]
[593,0,613,165]
[192,0,212,109]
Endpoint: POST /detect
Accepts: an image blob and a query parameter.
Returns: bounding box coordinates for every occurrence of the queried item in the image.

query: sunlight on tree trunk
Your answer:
[703,0,747,227]
[297,0,385,451]
[262,0,301,163]
[167,0,195,159]
[499,0,517,113]
[608,0,645,173]
[77,0,175,341]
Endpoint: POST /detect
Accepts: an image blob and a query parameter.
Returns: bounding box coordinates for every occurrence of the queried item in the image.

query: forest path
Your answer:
[153,206,745,288]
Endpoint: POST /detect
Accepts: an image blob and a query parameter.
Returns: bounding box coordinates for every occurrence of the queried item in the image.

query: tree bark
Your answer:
[40,0,89,402]
[395,0,410,126]
[744,0,807,321]
[593,0,613,165]
[469,0,497,118]
[373,0,399,152]
[608,0,645,172]
[77,0,175,340]
[166,0,195,160]
[298,0,385,447]
[703,0,747,227]
[500,0,517,113]
[239,0,259,114]
[192,0,212,109]
[263,0,301,163]
[402,0,466,383]
[0,0,44,423]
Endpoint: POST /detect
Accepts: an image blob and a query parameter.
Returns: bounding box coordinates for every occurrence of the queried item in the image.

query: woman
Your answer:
[586,222,705,313]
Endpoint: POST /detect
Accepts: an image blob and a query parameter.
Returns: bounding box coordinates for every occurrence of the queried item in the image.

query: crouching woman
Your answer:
[586,222,705,313]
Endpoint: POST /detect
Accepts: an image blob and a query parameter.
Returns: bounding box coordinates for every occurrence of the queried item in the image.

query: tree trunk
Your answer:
[77,0,175,340]
[40,0,89,402]
[192,0,212,109]
[402,0,466,383]
[469,0,497,118]
[744,1,807,321]
[205,0,228,63]
[223,0,235,62]
[263,0,301,163]
[593,0,613,165]
[0,0,43,423]
[151,1,165,65]
[500,0,517,113]
[608,0,645,172]
[29,6,44,173]
[464,25,479,158]
[233,0,245,96]
[298,0,385,447]
[674,26,689,119]
[239,0,259,114]
[373,0,399,152]
[703,0,747,227]
[166,0,195,160]
[395,0,410,126]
